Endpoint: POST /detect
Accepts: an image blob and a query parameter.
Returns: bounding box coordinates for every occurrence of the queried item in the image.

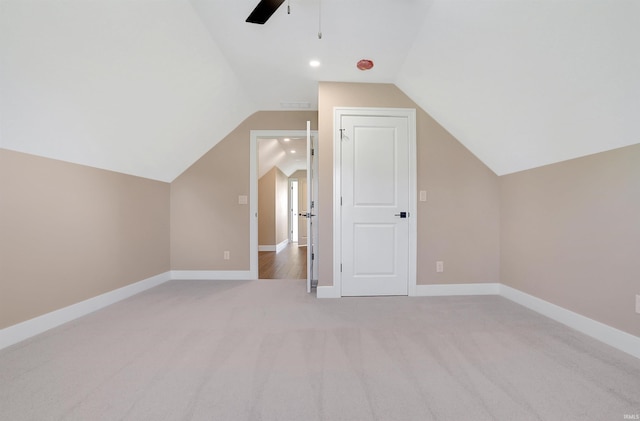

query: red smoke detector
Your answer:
[356,59,374,71]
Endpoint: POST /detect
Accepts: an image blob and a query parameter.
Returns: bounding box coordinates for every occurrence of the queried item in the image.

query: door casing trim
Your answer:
[250,129,319,281]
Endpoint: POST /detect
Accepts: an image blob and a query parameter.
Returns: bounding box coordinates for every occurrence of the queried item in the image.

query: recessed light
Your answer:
[284,138,290,142]
[309,60,320,68]
[291,150,296,154]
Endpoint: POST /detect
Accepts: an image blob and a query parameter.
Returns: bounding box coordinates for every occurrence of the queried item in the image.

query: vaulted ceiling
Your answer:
[1,0,638,181]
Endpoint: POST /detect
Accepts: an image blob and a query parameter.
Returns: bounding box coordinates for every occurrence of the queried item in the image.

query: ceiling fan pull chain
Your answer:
[318,0,322,39]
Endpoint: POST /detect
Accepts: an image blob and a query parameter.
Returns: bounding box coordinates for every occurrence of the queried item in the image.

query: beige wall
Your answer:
[170,111,318,270]
[318,82,501,287]
[275,168,289,244]
[500,144,640,337]
[289,170,307,181]
[3,88,636,344]
[258,166,288,246]
[0,149,170,329]
[258,168,277,246]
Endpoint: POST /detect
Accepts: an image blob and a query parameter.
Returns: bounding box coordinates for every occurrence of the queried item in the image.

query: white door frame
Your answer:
[332,107,417,297]
[250,129,319,281]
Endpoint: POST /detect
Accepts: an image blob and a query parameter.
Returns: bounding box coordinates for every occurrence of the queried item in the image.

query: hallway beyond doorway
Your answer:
[259,243,307,279]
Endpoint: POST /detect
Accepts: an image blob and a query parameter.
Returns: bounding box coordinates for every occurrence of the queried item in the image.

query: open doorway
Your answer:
[258,166,306,279]
[252,129,317,284]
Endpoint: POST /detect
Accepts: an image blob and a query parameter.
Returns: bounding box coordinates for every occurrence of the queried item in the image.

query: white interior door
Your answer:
[340,113,413,296]
[306,121,319,293]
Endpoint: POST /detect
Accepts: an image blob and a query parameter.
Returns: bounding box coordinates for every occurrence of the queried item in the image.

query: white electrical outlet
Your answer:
[436,261,444,273]
[224,251,230,260]
[636,294,640,314]
[419,190,427,202]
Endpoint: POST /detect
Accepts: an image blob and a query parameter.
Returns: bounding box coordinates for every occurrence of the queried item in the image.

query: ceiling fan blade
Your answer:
[246,0,285,24]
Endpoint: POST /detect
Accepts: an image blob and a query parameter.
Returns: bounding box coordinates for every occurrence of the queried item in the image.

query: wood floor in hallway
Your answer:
[259,243,307,279]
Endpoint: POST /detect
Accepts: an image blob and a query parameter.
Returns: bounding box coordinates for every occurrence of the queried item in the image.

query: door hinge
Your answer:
[339,128,345,140]
[340,197,343,206]
[312,253,315,260]
[340,263,343,272]
[311,200,315,208]
[311,148,315,156]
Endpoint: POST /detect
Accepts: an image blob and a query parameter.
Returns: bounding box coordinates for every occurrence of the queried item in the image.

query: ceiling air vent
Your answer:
[280,102,311,109]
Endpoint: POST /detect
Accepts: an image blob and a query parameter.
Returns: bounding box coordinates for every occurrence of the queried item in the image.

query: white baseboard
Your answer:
[170,270,255,281]
[0,271,171,351]
[276,239,289,253]
[316,285,340,298]
[3,276,637,361]
[413,283,500,296]
[500,285,640,360]
[320,281,639,360]
[318,283,500,298]
[258,239,289,253]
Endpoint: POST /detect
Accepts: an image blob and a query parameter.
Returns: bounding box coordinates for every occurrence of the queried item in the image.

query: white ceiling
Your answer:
[0,0,256,182]
[396,0,640,175]
[189,0,432,110]
[258,136,307,179]
[1,0,638,181]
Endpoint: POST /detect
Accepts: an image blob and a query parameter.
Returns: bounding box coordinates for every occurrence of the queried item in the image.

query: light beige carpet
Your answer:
[1,279,639,420]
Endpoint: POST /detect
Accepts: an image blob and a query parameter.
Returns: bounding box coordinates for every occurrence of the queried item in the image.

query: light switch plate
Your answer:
[238,195,248,205]
[419,190,427,202]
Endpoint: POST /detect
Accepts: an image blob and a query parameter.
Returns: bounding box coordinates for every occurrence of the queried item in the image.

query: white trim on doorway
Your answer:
[250,129,319,282]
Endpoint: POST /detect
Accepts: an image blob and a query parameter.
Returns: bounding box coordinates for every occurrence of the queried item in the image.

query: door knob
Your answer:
[394,212,408,218]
